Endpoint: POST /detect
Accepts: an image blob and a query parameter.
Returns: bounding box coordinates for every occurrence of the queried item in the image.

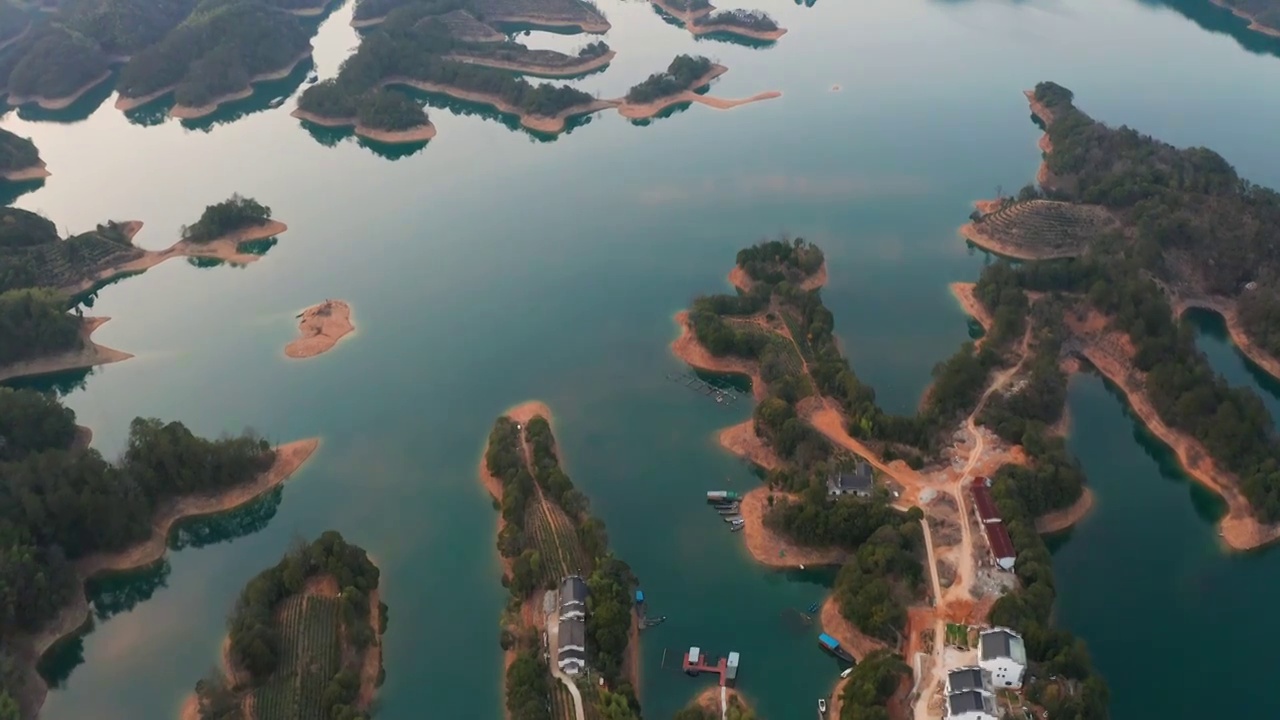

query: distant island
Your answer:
[293,87,437,144]
[0,386,318,719]
[352,0,610,33]
[285,299,355,359]
[114,0,314,118]
[183,531,384,720]
[0,129,48,182]
[672,238,1109,719]
[480,402,642,720]
[648,0,786,42]
[964,82,1280,549]
[618,54,780,121]
[1211,0,1280,36]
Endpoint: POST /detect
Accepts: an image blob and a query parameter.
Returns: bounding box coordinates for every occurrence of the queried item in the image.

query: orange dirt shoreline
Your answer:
[444,49,616,78]
[1175,295,1280,383]
[2,160,50,182]
[0,316,133,383]
[117,50,310,115]
[291,108,437,143]
[616,65,781,120]
[741,488,848,568]
[23,438,321,717]
[648,0,787,41]
[950,282,993,348]
[285,300,355,359]
[8,70,111,110]
[957,201,1075,261]
[1035,486,1095,534]
[670,310,768,400]
[1072,329,1280,550]
[728,261,828,293]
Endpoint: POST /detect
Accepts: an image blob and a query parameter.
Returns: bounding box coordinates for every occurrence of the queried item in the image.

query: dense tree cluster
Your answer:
[765,490,917,550]
[60,0,198,58]
[692,8,778,31]
[0,213,145,293]
[584,556,636,691]
[833,523,923,643]
[182,194,273,243]
[0,1,29,46]
[117,0,310,108]
[0,288,81,365]
[505,646,552,720]
[735,236,824,286]
[353,0,464,23]
[1,26,110,101]
[0,130,40,175]
[664,0,711,11]
[987,453,1108,719]
[298,10,595,124]
[0,391,276,717]
[623,54,712,103]
[355,88,429,131]
[837,649,910,720]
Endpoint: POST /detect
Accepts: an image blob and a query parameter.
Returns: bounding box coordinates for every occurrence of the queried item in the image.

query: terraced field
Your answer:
[524,497,593,582]
[967,199,1114,259]
[253,595,342,720]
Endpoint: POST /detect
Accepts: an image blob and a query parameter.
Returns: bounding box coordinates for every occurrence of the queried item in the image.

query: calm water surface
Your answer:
[10,0,1280,717]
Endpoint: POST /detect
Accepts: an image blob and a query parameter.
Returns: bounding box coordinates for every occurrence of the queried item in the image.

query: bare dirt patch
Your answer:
[285,300,355,359]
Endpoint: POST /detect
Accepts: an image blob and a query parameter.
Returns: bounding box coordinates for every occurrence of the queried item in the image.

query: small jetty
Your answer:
[707,490,742,503]
[818,632,856,664]
[667,372,742,406]
[682,646,740,687]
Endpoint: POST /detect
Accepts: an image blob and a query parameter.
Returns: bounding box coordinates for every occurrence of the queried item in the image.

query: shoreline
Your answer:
[0,316,133,383]
[1072,330,1280,550]
[648,0,786,41]
[670,310,768,400]
[957,203,1078,261]
[1209,0,1280,36]
[24,438,321,715]
[740,487,847,568]
[1023,89,1059,190]
[728,261,828,293]
[615,65,782,120]
[950,282,993,349]
[382,76,616,134]
[1035,486,1095,534]
[483,13,610,34]
[60,219,289,296]
[2,159,50,182]
[444,49,615,78]
[8,70,112,110]
[819,595,889,660]
[285,299,355,359]
[718,418,781,471]
[168,50,312,119]
[291,108,437,143]
[1174,295,1280,383]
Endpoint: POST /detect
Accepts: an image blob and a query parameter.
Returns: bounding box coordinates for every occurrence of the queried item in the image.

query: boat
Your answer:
[818,698,827,715]
[641,615,667,628]
[730,524,744,532]
[268,96,286,108]
[305,70,319,84]
[717,505,740,515]
[818,632,856,663]
[724,515,743,523]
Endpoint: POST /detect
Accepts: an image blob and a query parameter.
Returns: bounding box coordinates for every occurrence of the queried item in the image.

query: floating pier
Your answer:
[667,372,742,406]
[818,632,856,664]
[707,490,742,503]
[682,646,739,687]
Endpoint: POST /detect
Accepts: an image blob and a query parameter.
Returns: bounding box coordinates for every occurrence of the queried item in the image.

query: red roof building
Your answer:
[983,521,1016,571]
[970,480,1001,524]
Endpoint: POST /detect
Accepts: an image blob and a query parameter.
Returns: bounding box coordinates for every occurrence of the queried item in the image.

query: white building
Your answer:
[557,616,586,676]
[944,667,996,720]
[979,627,1028,689]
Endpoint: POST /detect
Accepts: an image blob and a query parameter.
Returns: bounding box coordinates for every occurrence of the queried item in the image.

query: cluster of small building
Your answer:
[970,477,1016,571]
[944,627,1028,720]
[557,575,588,676]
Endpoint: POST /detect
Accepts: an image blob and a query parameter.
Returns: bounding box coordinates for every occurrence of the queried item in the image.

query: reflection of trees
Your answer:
[169,486,283,551]
[37,633,87,689]
[0,178,44,207]
[86,560,172,620]
[3,367,93,397]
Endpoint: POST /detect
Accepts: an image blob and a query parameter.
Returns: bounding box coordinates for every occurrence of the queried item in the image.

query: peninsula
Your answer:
[1210,0,1280,37]
[617,56,780,120]
[962,82,1280,549]
[183,532,384,720]
[0,384,319,719]
[293,88,437,144]
[480,401,641,720]
[285,299,355,359]
[672,237,1109,719]
[0,129,48,182]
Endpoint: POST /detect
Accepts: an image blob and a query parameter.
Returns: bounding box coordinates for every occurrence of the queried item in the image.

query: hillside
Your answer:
[0,209,143,294]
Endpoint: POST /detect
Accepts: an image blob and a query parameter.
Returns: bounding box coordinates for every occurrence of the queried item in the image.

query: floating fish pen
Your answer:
[667,372,742,406]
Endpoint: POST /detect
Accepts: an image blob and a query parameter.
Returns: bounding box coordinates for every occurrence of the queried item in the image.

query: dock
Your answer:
[682,646,739,687]
[667,372,742,406]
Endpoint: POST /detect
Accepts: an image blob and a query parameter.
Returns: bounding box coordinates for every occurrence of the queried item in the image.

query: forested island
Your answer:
[351,0,609,33]
[0,387,318,719]
[672,238,1108,718]
[114,0,313,117]
[480,402,641,720]
[617,55,779,121]
[649,0,785,42]
[0,129,46,181]
[965,82,1280,549]
[186,531,385,720]
[298,6,612,135]
[1211,0,1280,36]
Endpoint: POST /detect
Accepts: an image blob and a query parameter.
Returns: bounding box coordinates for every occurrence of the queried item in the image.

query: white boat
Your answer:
[840,667,852,678]
[305,70,319,84]
[268,96,286,108]
[818,698,827,715]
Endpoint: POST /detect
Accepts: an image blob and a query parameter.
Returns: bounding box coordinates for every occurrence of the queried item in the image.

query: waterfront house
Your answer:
[979,627,1027,689]
[826,461,874,498]
[945,666,992,696]
[559,575,588,621]
[558,616,586,676]
[945,690,997,720]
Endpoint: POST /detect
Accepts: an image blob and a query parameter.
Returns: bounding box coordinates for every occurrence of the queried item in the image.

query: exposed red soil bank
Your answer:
[284,299,355,359]
[616,65,780,120]
[0,316,133,383]
[2,160,50,182]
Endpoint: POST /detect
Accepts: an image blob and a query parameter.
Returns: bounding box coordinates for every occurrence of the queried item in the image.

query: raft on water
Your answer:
[707,490,741,502]
[818,632,856,664]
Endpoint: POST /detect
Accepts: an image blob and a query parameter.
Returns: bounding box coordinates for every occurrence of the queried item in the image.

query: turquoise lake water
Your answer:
[9,0,1280,717]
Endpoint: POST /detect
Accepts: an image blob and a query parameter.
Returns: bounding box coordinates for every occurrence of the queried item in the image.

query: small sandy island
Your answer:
[61,219,288,296]
[616,65,781,120]
[285,300,355,359]
[1068,311,1280,550]
[0,316,133,384]
[728,261,827,294]
[1210,0,1280,36]
[25,438,320,716]
[8,70,111,110]
[291,108,437,144]
[740,487,847,568]
[2,159,50,182]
